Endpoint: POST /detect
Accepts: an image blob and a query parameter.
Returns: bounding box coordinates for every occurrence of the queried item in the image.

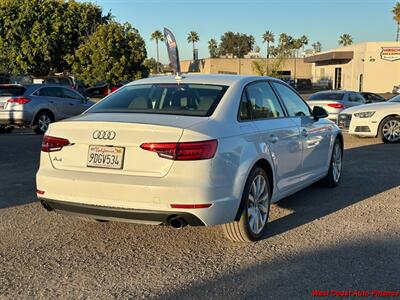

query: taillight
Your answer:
[327,103,344,109]
[41,135,70,152]
[7,97,31,105]
[140,140,218,161]
[36,189,45,195]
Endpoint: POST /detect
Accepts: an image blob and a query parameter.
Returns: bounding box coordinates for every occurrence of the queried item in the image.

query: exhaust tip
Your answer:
[40,200,53,212]
[168,216,187,229]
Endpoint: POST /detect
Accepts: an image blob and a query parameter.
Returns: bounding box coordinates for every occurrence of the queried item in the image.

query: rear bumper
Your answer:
[39,198,205,226]
[327,113,339,121]
[36,166,239,226]
[0,110,32,125]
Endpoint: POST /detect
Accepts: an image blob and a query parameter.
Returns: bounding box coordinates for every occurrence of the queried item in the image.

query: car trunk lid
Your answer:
[0,85,26,110]
[46,113,206,177]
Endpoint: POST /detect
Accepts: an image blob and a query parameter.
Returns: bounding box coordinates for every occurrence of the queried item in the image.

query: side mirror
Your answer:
[312,106,328,121]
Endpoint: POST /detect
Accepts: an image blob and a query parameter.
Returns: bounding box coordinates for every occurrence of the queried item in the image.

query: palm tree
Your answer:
[150,30,164,73]
[262,31,274,58]
[187,31,200,60]
[338,34,353,46]
[393,2,400,41]
[292,39,303,80]
[312,41,322,53]
[208,39,218,58]
[300,35,309,53]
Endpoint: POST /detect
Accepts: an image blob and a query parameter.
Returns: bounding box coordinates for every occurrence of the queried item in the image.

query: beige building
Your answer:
[305,42,400,93]
[180,58,312,79]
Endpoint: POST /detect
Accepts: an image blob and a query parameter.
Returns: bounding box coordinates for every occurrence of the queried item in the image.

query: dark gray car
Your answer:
[0,84,93,134]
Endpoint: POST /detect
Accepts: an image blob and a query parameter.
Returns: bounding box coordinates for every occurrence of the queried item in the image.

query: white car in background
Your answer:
[36,75,343,242]
[338,94,400,143]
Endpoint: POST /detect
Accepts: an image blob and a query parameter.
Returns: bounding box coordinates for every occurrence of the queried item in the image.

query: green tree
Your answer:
[150,30,164,73]
[208,38,218,58]
[144,57,163,74]
[218,32,255,58]
[312,41,322,53]
[262,31,274,58]
[187,31,200,60]
[338,34,353,46]
[300,35,309,52]
[252,56,285,77]
[68,22,148,87]
[393,2,400,41]
[0,0,110,75]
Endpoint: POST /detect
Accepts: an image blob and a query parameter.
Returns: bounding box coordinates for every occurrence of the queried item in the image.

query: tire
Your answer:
[222,167,271,242]
[320,138,343,187]
[379,116,400,144]
[32,111,53,135]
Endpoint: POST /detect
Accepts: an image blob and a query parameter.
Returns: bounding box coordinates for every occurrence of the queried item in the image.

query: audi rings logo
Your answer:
[92,130,116,140]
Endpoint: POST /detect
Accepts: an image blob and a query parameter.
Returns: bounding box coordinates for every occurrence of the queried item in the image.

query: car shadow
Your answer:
[0,134,42,209]
[160,238,399,299]
[264,141,400,240]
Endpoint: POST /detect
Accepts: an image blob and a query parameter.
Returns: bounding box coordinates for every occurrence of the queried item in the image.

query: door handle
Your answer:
[301,129,308,137]
[268,134,279,143]
[69,103,75,106]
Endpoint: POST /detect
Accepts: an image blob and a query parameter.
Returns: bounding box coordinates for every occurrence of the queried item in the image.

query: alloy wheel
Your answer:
[247,174,269,235]
[332,143,342,183]
[38,115,51,132]
[382,120,400,142]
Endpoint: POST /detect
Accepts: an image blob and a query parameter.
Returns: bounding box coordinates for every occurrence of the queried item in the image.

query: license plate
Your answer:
[87,145,125,169]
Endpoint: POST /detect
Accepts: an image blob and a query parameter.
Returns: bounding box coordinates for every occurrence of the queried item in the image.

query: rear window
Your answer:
[309,92,344,101]
[87,84,228,117]
[0,86,26,97]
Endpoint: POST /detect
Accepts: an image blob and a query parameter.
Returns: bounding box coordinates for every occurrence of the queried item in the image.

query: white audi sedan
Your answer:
[338,94,400,143]
[37,75,343,242]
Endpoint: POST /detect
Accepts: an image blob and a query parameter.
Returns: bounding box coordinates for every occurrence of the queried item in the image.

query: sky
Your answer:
[88,0,398,63]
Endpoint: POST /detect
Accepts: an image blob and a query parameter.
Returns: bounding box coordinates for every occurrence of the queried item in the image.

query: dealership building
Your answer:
[304,42,400,93]
[180,58,312,79]
[179,42,400,93]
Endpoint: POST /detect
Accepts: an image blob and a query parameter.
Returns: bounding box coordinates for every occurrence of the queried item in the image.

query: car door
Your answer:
[35,87,69,120]
[61,88,89,116]
[241,81,303,193]
[271,82,332,182]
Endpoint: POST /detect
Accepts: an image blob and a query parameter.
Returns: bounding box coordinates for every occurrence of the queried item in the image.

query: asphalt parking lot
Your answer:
[0,130,399,299]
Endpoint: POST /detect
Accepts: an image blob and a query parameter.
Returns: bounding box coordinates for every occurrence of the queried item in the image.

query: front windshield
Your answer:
[389,95,400,102]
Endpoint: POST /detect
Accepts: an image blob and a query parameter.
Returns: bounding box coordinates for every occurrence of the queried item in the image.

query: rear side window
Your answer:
[238,92,252,120]
[37,87,63,98]
[0,86,26,97]
[349,92,365,103]
[244,82,285,120]
[309,92,344,101]
[88,84,228,117]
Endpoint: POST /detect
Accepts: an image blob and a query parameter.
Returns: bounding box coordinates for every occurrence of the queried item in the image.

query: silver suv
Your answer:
[0,84,93,134]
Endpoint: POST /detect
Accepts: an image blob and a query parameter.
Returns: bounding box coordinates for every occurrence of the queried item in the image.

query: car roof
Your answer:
[23,84,72,89]
[313,90,350,94]
[127,74,279,86]
[0,84,25,88]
